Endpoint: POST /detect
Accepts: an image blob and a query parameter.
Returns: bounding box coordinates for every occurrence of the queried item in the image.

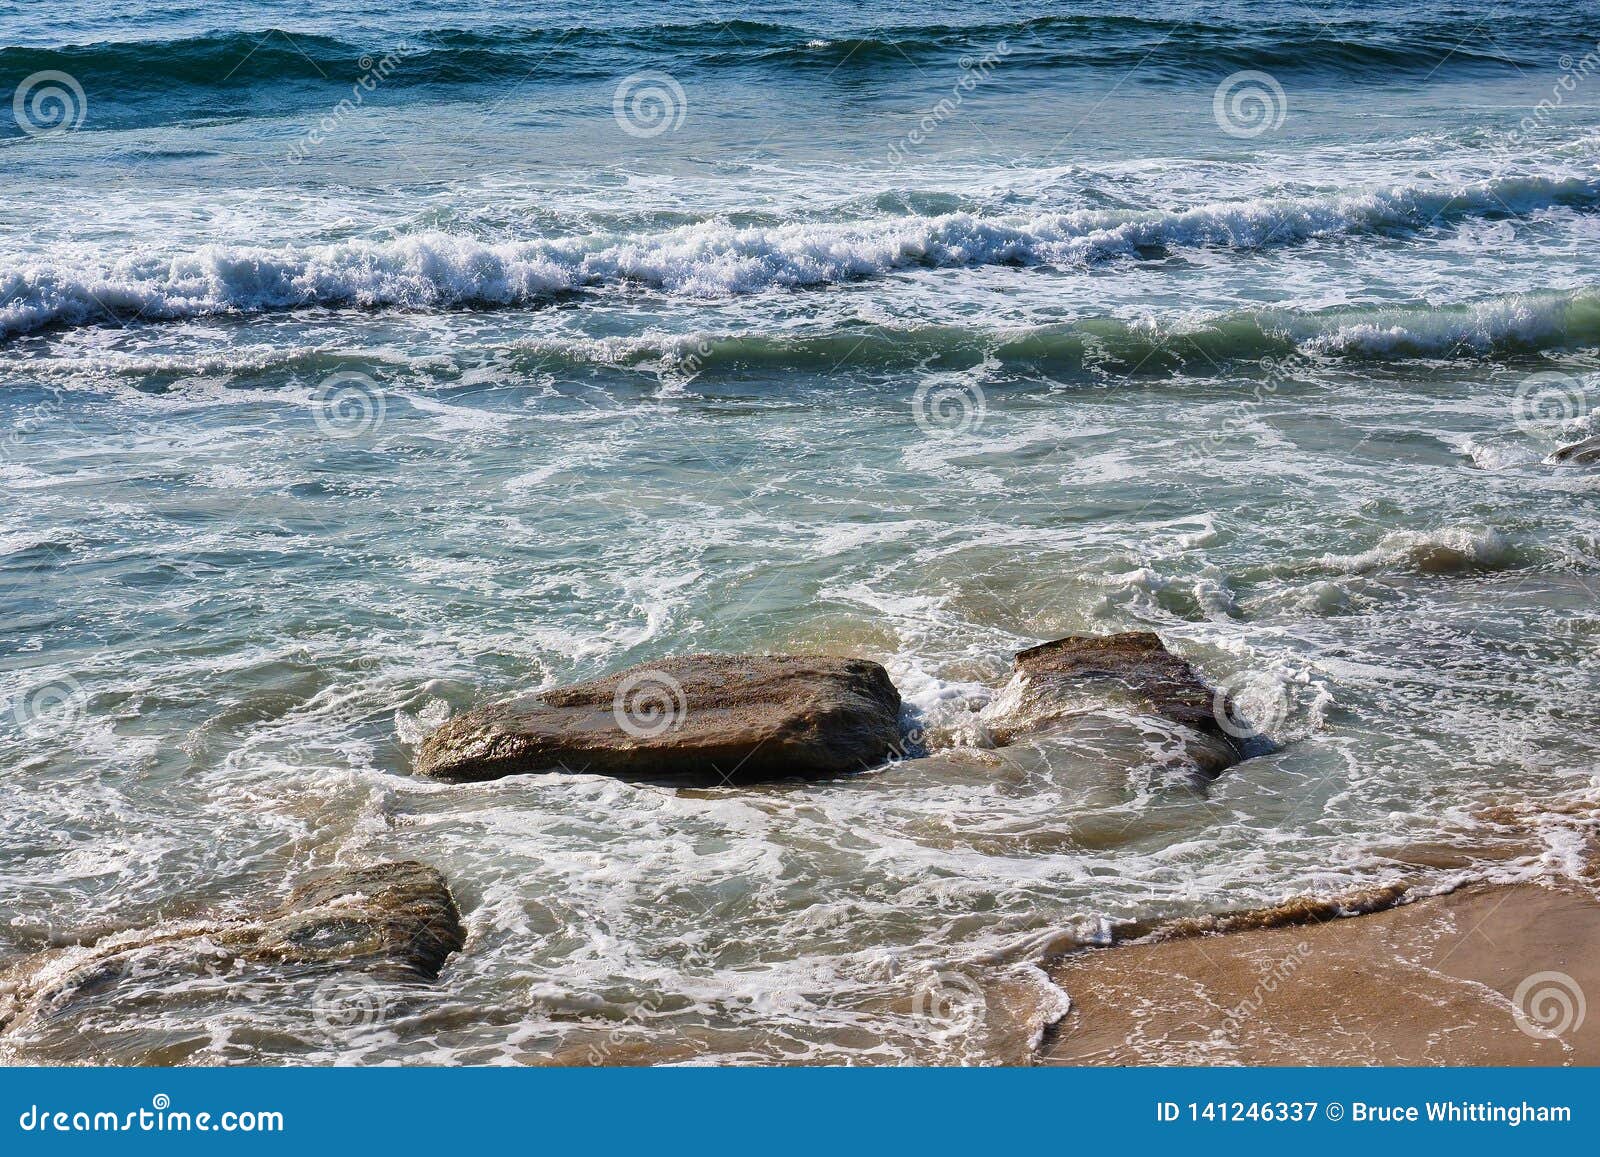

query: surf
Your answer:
[5,173,1598,341]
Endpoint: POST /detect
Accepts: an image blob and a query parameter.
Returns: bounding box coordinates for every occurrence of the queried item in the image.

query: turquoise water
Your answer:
[2,1,1599,1064]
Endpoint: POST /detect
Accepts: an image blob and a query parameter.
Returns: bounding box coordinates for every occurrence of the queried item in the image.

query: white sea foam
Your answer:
[1304,288,1599,357]
[4,173,1597,338]
[1455,435,1540,470]
[1316,527,1517,574]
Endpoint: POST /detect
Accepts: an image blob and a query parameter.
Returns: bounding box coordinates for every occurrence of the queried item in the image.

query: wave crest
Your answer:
[5,174,1598,341]
[3,12,1567,101]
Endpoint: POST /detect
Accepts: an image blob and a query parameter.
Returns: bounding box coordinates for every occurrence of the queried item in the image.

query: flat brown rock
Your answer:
[1045,881,1600,1065]
[0,861,465,1044]
[984,632,1252,776]
[417,654,904,784]
[247,860,465,978]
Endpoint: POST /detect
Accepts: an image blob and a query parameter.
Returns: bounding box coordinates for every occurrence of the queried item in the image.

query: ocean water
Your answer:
[2,0,1598,1064]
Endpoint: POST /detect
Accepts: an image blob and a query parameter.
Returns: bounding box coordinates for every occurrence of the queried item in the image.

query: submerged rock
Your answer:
[1549,434,1600,465]
[243,860,465,978]
[417,654,904,784]
[982,632,1257,777]
[0,861,465,1041]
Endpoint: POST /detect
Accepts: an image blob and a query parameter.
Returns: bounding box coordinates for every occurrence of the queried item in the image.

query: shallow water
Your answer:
[2,0,1599,1064]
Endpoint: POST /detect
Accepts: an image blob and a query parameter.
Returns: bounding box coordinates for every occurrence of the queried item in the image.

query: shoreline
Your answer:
[1041,874,1600,1066]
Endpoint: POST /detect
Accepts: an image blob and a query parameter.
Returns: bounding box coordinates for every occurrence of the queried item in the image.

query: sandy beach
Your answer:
[1045,872,1600,1066]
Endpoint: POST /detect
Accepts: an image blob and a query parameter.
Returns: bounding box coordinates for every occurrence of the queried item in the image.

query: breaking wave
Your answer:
[5,174,1599,341]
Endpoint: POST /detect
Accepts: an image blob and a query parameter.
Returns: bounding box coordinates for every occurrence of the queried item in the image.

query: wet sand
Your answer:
[1043,881,1600,1065]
